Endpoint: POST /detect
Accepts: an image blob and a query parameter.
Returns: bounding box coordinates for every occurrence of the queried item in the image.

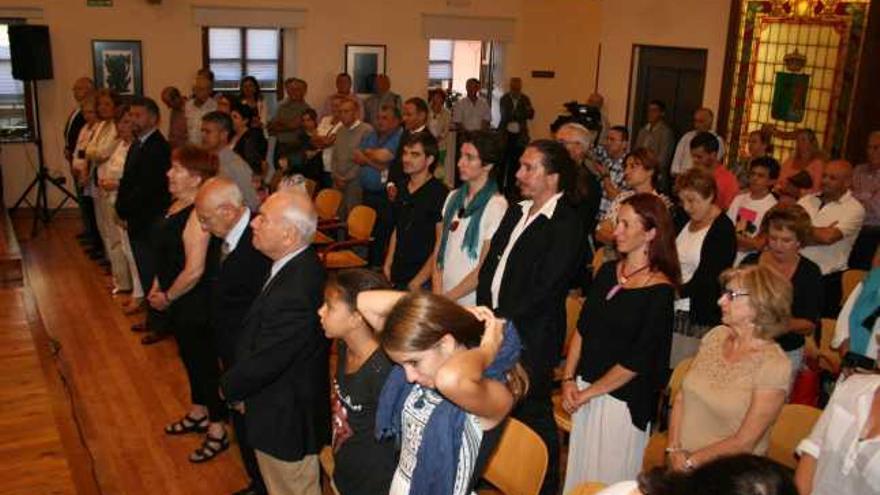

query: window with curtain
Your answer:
[204,27,282,94]
[0,23,28,139]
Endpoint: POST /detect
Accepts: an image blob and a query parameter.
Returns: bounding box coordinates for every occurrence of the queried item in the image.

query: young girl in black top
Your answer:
[319,269,397,495]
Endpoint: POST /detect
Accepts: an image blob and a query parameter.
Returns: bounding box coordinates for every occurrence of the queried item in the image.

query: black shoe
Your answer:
[131,322,149,333]
[141,331,169,345]
[86,249,105,260]
[231,484,265,495]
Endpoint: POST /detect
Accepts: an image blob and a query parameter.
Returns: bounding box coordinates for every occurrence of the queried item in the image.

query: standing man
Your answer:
[195,178,272,495]
[115,97,172,345]
[587,92,611,144]
[634,99,675,190]
[331,97,373,217]
[669,107,726,180]
[383,132,448,290]
[389,97,429,189]
[453,78,491,133]
[268,78,312,168]
[185,75,218,147]
[354,105,403,267]
[201,111,260,211]
[220,191,329,495]
[849,130,880,269]
[319,73,359,119]
[499,77,535,192]
[478,140,585,495]
[161,86,188,149]
[799,160,866,317]
[689,131,738,210]
[65,77,95,243]
[363,74,401,128]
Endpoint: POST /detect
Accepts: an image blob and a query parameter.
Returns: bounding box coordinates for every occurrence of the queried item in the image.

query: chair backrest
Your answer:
[842,269,866,305]
[347,205,377,240]
[567,482,608,495]
[767,404,822,469]
[482,418,548,495]
[669,357,693,399]
[314,189,343,221]
[563,295,585,356]
[304,178,318,198]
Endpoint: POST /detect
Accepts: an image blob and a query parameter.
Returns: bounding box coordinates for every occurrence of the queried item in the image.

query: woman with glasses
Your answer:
[666,264,792,473]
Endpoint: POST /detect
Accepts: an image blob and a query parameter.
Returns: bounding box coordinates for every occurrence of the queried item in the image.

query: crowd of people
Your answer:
[60,69,880,495]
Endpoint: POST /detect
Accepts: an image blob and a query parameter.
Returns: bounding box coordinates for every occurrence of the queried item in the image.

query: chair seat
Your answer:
[552,392,571,433]
[313,231,334,245]
[324,250,368,269]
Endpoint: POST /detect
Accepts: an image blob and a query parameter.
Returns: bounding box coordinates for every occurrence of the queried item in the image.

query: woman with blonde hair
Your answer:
[356,290,526,495]
[776,128,825,201]
[667,264,792,473]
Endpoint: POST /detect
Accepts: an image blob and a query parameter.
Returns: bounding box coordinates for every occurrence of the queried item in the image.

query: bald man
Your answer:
[220,191,328,495]
[196,178,271,495]
[799,160,866,316]
[363,74,401,128]
[670,107,726,178]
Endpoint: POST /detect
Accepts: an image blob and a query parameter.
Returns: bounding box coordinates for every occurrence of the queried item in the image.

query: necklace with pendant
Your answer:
[606,263,650,301]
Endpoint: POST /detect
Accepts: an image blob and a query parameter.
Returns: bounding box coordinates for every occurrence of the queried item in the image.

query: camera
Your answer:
[550,101,603,134]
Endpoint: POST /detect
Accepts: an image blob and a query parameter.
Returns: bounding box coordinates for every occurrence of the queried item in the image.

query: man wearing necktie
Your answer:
[195,177,271,495]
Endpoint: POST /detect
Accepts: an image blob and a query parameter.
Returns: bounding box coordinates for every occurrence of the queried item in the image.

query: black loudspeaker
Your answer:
[9,25,53,81]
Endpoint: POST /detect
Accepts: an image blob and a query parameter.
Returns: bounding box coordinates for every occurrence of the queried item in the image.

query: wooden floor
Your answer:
[9,213,247,495]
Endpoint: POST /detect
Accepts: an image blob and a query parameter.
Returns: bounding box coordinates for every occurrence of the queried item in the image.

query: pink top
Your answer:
[713,166,739,210]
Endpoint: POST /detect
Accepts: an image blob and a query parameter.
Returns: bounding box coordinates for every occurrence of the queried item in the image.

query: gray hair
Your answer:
[559,122,596,150]
[278,192,317,245]
[202,177,243,208]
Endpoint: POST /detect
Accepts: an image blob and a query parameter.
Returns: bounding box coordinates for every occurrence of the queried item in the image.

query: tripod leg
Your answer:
[10,175,40,212]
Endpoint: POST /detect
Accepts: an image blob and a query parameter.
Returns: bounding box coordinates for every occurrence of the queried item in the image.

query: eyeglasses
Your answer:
[721,289,750,300]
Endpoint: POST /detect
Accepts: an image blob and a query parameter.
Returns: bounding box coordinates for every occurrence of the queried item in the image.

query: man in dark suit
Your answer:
[115,97,172,345]
[195,177,271,495]
[477,139,585,495]
[221,191,329,495]
[498,77,534,193]
[65,77,96,244]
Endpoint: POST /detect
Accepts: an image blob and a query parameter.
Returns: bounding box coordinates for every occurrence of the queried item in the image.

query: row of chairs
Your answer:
[310,188,377,270]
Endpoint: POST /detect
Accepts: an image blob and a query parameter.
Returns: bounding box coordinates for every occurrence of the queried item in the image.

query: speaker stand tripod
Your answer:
[9,79,78,237]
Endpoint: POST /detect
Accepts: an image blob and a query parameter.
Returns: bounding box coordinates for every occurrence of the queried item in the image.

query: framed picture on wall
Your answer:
[345,44,386,95]
[92,40,143,96]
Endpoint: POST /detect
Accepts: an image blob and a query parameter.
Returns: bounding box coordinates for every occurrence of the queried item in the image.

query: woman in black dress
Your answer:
[230,102,268,178]
[561,193,680,488]
[741,203,822,386]
[148,145,226,462]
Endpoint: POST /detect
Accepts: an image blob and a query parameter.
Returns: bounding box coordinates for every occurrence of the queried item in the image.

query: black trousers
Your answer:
[129,228,169,333]
[849,226,880,270]
[362,190,392,268]
[512,390,559,495]
[171,306,225,421]
[821,271,843,318]
[77,192,102,247]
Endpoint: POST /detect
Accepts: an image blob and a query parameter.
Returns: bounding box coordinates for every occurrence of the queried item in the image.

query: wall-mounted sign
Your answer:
[531,70,555,79]
[87,0,113,6]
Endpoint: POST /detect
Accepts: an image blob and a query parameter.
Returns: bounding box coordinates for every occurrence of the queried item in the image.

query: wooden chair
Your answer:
[478,418,548,495]
[304,178,318,198]
[315,189,343,223]
[320,206,377,270]
[551,295,585,432]
[642,357,694,471]
[841,269,866,306]
[318,445,340,495]
[767,404,822,469]
[567,482,607,495]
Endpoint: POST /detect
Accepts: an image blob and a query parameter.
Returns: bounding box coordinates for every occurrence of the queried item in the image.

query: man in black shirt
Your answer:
[383,132,449,290]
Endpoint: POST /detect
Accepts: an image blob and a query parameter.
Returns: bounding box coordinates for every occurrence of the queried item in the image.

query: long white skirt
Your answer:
[562,378,649,492]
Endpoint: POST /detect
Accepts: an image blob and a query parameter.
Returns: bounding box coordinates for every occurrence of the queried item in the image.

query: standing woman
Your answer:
[87,89,131,292]
[777,128,825,201]
[561,193,680,487]
[238,75,268,128]
[427,89,452,181]
[230,102,268,178]
[740,204,822,385]
[672,168,737,366]
[72,95,101,253]
[356,291,527,495]
[149,145,227,462]
[433,131,508,305]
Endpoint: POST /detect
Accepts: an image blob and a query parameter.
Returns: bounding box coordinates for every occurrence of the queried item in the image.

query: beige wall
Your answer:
[597,0,732,130]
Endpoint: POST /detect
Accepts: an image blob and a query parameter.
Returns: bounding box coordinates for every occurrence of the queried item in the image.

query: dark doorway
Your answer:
[629,45,708,142]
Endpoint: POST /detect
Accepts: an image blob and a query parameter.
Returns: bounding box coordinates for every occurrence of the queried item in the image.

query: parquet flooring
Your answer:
[11,213,248,495]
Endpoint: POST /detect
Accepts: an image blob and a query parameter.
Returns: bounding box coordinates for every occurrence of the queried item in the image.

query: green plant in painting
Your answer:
[104,53,132,93]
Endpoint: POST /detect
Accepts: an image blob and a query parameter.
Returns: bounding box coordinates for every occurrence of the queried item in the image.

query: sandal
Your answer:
[189,430,229,463]
[164,414,208,435]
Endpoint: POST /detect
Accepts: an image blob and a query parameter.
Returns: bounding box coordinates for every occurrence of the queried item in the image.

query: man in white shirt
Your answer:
[798,160,866,316]
[670,107,726,178]
[452,78,491,132]
[185,75,218,146]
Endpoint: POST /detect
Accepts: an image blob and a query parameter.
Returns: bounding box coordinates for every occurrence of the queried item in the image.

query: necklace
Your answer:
[606,262,650,301]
